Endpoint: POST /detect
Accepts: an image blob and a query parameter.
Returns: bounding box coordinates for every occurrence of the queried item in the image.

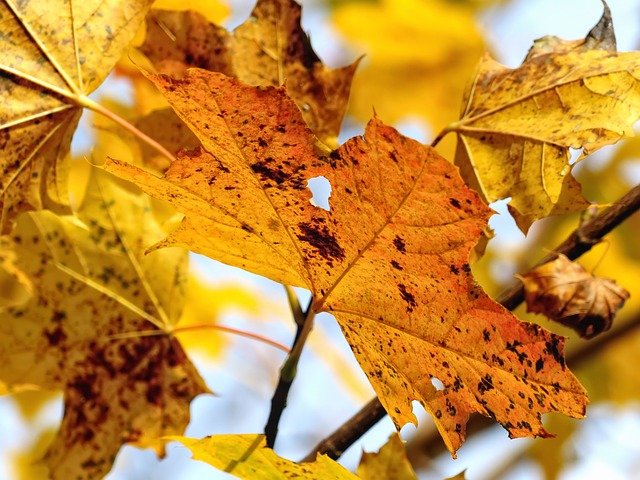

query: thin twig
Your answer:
[265,297,316,448]
[302,183,640,462]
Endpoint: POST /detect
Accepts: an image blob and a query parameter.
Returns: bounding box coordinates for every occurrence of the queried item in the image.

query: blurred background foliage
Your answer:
[2,0,640,479]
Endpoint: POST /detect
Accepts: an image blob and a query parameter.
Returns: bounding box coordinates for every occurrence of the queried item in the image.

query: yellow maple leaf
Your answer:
[0,170,209,479]
[357,433,418,480]
[169,434,359,479]
[0,0,154,233]
[139,0,359,147]
[444,5,640,231]
[332,0,484,132]
[103,70,587,455]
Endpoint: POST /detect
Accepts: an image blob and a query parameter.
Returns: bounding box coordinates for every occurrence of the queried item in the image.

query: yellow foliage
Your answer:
[448,7,640,231]
[152,0,229,23]
[332,0,485,131]
[169,434,359,479]
[358,433,418,480]
[0,171,208,479]
[175,277,266,360]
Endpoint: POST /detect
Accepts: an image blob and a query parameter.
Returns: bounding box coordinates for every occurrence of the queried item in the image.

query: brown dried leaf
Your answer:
[139,0,359,146]
[518,254,630,339]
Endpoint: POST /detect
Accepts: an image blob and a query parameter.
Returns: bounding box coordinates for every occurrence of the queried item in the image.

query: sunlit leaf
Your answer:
[448,5,640,231]
[357,433,417,480]
[169,434,359,479]
[0,170,208,479]
[139,0,359,146]
[104,70,587,455]
[0,0,153,232]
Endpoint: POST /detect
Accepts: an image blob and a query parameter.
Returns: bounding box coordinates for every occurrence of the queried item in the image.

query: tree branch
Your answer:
[301,183,640,462]
[265,297,316,448]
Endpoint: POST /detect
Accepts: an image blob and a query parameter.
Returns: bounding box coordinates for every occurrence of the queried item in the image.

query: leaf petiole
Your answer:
[430,124,456,148]
[78,95,176,163]
[104,324,291,353]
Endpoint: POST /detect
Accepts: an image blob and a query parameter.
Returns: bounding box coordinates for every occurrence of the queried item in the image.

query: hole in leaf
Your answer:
[569,147,583,165]
[431,376,444,391]
[306,176,332,211]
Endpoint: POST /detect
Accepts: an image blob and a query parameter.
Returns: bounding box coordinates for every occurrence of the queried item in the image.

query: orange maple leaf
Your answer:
[103,70,587,455]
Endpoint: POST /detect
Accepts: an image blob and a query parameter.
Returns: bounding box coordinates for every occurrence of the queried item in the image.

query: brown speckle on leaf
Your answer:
[296,221,345,264]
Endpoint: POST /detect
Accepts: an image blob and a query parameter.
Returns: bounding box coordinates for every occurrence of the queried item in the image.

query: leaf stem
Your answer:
[173,324,291,353]
[79,95,176,163]
[265,296,316,448]
[301,182,640,462]
[430,125,454,148]
[104,324,291,353]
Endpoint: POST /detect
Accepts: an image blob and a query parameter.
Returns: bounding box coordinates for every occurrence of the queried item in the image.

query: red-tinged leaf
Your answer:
[103,70,587,455]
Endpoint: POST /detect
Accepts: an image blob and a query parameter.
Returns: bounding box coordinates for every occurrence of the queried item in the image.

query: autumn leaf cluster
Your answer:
[0,0,638,479]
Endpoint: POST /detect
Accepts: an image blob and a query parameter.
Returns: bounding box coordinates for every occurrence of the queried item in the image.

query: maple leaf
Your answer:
[139,0,359,147]
[0,171,209,479]
[169,434,359,479]
[103,70,588,454]
[0,0,153,233]
[357,433,418,480]
[518,253,630,339]
[444,5,640,231]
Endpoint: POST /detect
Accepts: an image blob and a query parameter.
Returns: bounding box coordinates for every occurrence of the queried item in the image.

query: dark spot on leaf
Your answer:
[393,236,406,253]
[478,374,494,394]
[397,283,417,312]
[44,325,67,346]
[544,336,565,366]
[482,329,490,342]
[297,222,345,265]
[251,158,288,185]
